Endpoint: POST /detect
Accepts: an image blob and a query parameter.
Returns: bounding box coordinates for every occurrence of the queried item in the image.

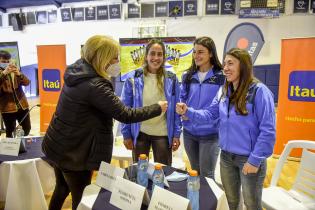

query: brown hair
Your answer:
[223,48,258,115]
[143,39,166,95]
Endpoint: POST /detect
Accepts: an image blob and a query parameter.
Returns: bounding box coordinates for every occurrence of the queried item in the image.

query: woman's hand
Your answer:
[176,103,187,115]
[172,137,180,151]
[158,101,168,113]
[242,162,259,175]
[123,138,134,150]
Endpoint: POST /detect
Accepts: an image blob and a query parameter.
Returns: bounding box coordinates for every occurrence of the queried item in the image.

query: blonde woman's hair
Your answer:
[81,35,120,79]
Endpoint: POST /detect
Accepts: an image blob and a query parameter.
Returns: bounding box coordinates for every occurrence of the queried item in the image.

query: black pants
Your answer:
[49,166,92,210]
[132,132,172,166]
[1,108,31,137]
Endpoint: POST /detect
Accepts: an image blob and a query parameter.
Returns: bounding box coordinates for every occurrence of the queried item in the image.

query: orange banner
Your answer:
[275,37,315,157]
[37,45,66,133]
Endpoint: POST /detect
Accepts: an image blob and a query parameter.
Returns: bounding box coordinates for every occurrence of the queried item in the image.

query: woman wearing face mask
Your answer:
[42,35,168,210]
[121,39,181,166]
[180,37,224,179]
[176,48,275,210]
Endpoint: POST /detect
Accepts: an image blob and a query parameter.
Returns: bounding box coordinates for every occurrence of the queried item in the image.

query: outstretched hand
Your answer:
[158,101,168,113]
[176,102,187,115]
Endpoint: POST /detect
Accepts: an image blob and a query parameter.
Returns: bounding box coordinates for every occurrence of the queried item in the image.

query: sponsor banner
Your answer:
[72,7,84,21]
[221,0,235,15]
[85,7,96,20]
[37,45,66,133]
[155,2,168,17]
[48,10,57,23]
[239,8,279,18]
[169,1,183,17]
[97,5,108,20]
[109,4,121,19]
[128,4,140,18]
[141,3,154,18]
[293,0,309,13]
[61,8,72,22]
[36,11,47,24]
[205,0,219,14]
[223,22,264,64]
[27,12,36,24]
[275,38,315,156]
[184,1,197,16]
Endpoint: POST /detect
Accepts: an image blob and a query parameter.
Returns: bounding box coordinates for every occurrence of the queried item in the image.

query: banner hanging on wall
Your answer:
[37,45,66,133]
[119,37,195,81]
[275,37,315,157]
[223,22,264,64]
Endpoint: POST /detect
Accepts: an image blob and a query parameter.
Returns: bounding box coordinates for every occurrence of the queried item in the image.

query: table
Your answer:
[77,166,229,210]
[0,137,55,210]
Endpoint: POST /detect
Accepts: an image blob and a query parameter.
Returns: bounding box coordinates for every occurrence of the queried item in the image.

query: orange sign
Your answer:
[275,37,315,157]
[37,45,66,133]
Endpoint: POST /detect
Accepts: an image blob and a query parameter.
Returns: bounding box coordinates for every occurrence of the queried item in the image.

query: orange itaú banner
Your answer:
[37,45,66,133]
[275,37,315,157]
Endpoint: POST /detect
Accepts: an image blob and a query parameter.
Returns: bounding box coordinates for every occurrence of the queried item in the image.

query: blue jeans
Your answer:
[183,129,219,179]
[220,150,266,210]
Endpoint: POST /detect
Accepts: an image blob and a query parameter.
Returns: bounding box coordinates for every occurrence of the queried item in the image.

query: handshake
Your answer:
[157,101,188,116]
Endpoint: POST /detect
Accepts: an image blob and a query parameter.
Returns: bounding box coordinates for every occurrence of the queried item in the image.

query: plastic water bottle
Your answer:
[137,154,148,187]
[152,163,164,192]
[15,125,24,138]
[187,170,200,210]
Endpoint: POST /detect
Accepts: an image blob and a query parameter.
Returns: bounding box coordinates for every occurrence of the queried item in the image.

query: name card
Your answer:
[110,176,150,210]
[0,138,21,156]
[148,186,190,210]
[95,161,125,192]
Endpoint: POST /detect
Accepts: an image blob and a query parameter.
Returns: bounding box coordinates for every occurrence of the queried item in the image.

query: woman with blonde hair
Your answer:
[42,35,167,210]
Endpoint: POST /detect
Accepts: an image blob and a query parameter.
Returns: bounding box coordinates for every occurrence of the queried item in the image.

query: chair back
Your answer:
[291,149,315,203]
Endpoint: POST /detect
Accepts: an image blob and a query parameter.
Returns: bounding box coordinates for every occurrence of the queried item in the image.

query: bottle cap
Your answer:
[139,154,147,160]
[189,170,198,176]
[155,164,162,170]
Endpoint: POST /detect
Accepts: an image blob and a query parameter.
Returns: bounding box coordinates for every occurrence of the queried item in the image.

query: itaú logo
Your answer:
[288,71,315,102]
[42,69,61,92]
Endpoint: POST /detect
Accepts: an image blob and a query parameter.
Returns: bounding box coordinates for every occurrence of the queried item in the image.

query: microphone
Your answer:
[13,104,40,137]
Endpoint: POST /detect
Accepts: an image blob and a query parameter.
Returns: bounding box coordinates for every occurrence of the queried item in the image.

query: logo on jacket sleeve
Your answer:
[288,71,315,102]
[42,69,61,91]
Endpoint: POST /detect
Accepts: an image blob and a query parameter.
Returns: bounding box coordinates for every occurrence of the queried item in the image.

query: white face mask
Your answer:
[106,63,121,77]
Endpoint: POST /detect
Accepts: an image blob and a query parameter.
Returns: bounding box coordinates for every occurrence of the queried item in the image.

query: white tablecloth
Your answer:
[0,158,55,210]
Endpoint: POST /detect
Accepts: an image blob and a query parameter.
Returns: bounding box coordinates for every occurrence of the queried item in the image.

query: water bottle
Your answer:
[152,163,164,192]
[15,125,24,138]
[137,154,148,187]
[187,170,200,210]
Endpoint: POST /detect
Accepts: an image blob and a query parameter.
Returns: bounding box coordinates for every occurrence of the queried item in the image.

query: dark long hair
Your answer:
[184,37,222,84]
[223,48,258,115]
[143,39,166,95]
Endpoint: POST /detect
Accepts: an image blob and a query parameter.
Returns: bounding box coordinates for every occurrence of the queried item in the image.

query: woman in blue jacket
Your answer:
[180,37,224,178]
[121,39,181,165]
[176,48,275,210]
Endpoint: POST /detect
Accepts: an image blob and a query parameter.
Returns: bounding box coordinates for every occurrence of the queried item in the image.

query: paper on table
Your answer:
[166,171,189,182]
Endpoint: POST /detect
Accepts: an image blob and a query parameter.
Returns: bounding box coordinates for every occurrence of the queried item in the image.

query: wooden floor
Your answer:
[0,97,300,210]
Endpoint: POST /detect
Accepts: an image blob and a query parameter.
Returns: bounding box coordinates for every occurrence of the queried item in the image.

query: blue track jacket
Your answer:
[180,69,225,136]
[185,82,276,167]
[121,69,182,146]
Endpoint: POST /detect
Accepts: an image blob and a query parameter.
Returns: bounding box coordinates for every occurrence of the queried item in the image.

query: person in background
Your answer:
[176,48,276,210]
[42,35,168,210]
[121,39,181,166]
[179,37,224,178]
[0,50,31,137]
